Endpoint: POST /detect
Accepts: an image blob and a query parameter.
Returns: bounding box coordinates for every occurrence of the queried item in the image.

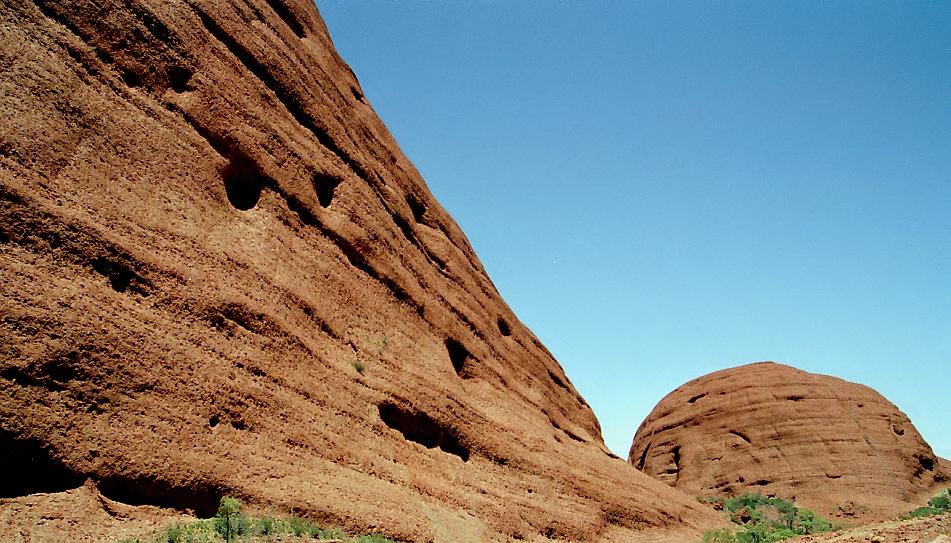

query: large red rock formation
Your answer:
[629,362,949,520]
[0,0,721,541]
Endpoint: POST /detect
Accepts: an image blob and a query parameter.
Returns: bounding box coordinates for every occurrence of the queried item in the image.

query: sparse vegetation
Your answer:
[700,493,838,543]
[119,497,398,543]
[900,488,951,519]
[349,333,391,376]
[370,335,389,354]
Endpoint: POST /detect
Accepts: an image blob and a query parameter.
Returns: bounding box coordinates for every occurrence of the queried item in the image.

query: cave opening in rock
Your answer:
[223,152,264,211]
[378,402,470,461]
[97,474,223,517]
[313,172,340,208]
[405,194,427,224]
[90,256,140,294]
[445,338,471,378]
[0,433,84,498]
[168,65,193,93]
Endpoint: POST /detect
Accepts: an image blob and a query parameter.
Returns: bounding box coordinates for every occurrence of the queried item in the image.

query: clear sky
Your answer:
[319,2,951,460]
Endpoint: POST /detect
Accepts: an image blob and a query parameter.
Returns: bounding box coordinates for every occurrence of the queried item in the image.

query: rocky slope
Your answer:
[0,0,722,541]
[629,362,948,521]
[793,511,951,543]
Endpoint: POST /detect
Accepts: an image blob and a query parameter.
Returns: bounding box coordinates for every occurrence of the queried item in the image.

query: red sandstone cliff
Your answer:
[0,1,721,541]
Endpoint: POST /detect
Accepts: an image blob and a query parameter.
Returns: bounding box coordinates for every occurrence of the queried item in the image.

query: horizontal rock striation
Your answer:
[629,362,948,520]
[0,0,720,541]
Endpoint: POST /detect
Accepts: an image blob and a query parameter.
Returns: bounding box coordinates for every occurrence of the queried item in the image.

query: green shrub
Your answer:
[286,515,319,536]
[253,516,276,535]
[354,534,396,543]
[124,497,401,543]
[927,492,950,511]
[699,493,836,543]
[702,528,738,543]
[155,519,215,543]
[795,508,833,534]
[900,489,951,520]
[906,506,942,518]
[319,527,349,540]
[213,497,250,541]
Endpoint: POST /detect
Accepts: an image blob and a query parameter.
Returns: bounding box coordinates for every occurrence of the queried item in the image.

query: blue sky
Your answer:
[319,1,951,460]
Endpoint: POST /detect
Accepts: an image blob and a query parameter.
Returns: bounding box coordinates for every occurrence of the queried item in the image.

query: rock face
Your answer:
[629,362,948,520]
[0,1,721,541]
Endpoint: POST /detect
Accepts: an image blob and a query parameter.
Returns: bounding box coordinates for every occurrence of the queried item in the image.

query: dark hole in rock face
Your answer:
[497,318,511,336]
[168,65,193,92]
[90,257,141,294]
[392,213,416,245]
[208,415,220,427]
[377,402,470,461]
[2,352,91,391]
[445,338,471,378]
[263,0,306,38]
[350,85,365,103]
[0,433,85,498]
[121,69,142,88]
[41,355,80,385]
[223,153,263,211]
[729,430,752,444]
[636,442,651,470]
[97,474,223,517]
[405,194,427,224]
[313,172,340,208]
[547,369,569,391]
[562,429,586,443]
[666,445,682,483]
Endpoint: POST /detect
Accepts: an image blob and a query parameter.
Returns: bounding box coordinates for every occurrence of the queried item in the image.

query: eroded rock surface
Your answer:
[0,1,721,541]
[629,362,948,521]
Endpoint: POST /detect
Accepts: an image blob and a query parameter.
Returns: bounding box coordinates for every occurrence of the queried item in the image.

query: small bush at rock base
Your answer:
[130,496,399,543]
[700,493,837,543]
[900,489,951,520]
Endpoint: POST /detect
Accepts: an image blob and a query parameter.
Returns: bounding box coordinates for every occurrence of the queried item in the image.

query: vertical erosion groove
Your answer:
[671,445,682,483]
[636,442,651,471]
